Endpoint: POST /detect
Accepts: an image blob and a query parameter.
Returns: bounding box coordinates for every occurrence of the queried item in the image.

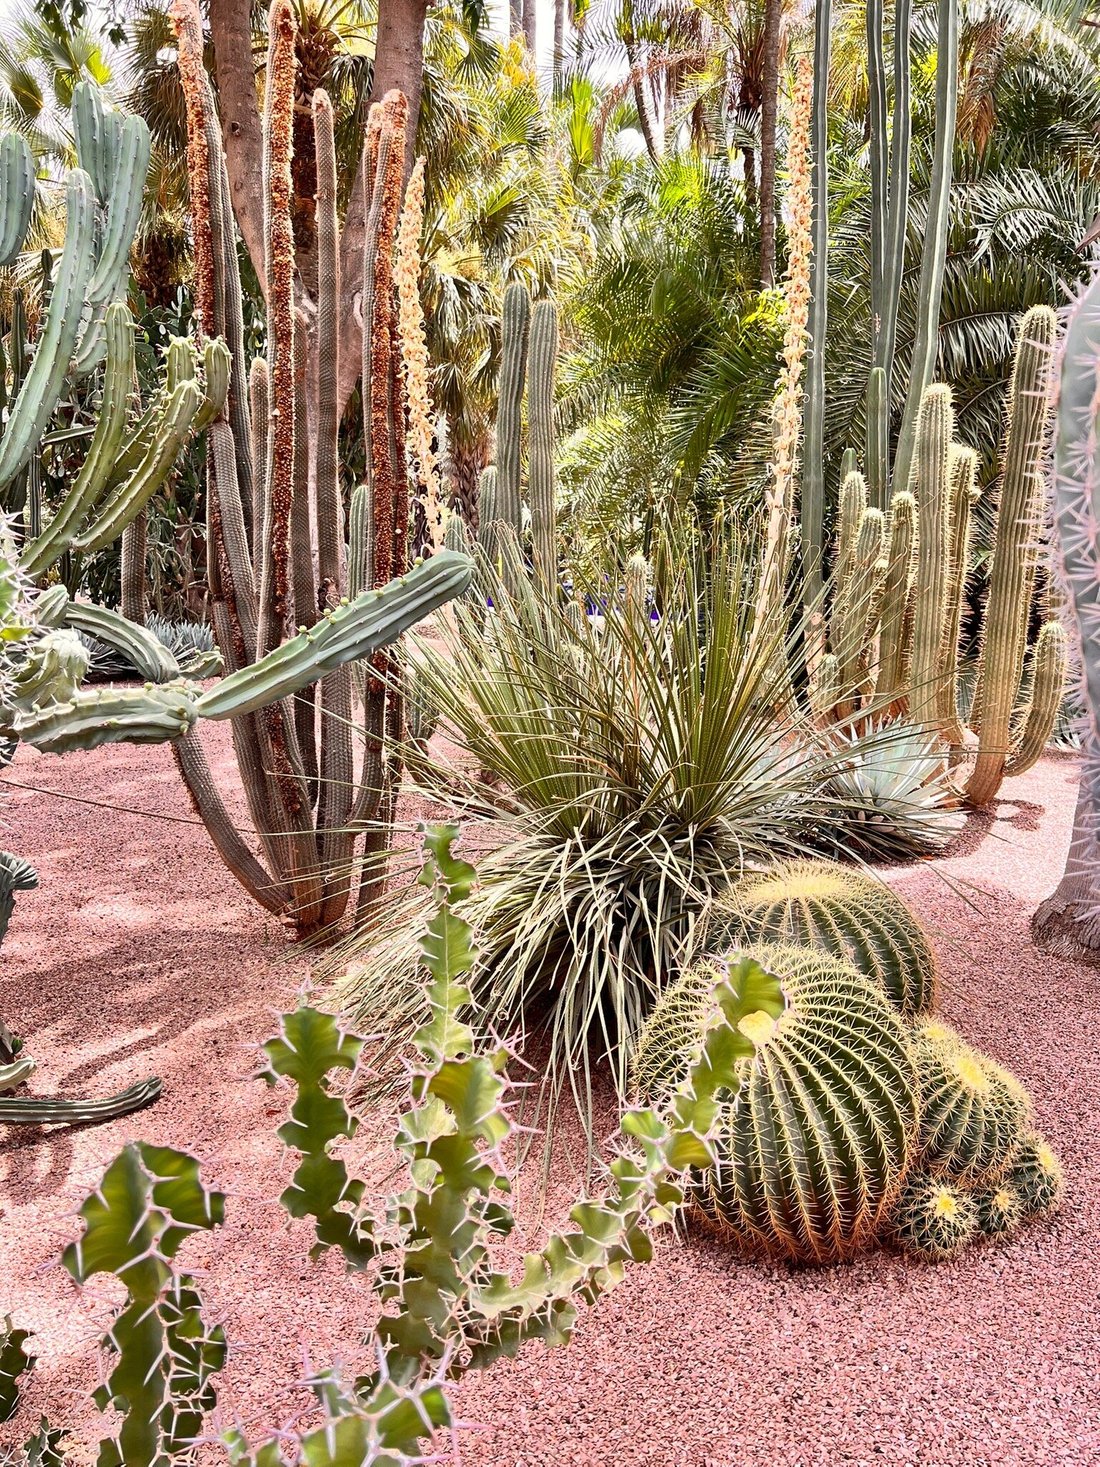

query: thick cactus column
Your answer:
[527,299,559,590]
[496,282,530,536]
[967,306,1060,806]
[908,386,953,732]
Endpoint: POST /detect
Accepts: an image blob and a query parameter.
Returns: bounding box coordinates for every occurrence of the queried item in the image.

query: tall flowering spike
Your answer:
[397,156,443,550]
[169,0,214,334]
[259,0,298,651]
[760,55,813,623]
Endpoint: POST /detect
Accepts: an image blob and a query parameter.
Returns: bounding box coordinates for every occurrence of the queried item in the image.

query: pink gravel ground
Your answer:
[1,729,1098,1466]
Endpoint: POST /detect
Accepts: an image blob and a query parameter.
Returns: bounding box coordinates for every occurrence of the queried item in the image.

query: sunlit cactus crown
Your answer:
[634,944,918,1263]
[707,858,937,1016]
[890,1169,979,1260]
[911,1021,1031,1181]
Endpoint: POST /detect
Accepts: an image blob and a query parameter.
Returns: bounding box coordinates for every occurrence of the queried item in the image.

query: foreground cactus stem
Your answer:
[496,282,530,535]
[0,133,33,266]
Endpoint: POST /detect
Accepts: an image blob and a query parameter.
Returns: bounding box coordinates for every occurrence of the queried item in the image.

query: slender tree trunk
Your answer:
[758,0,782,287]
[553,0,565,93]
[624,34,660,165]
[510,0,523,39]
[523,0,537,57]
[207,0,266,288]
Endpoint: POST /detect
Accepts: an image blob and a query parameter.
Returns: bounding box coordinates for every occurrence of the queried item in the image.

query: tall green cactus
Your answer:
[528,299,559,589]
[496,281,530,535]
[0,134,33,267]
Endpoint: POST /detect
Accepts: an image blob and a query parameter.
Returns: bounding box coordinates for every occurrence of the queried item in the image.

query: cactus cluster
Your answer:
[640,863,1060,1266]
[791,0,1065,802]
[160,0,475,932]
[475,282,560,588]
[889,1021,1061,1260]
[807,313,1067,810]
[0,90,219,574]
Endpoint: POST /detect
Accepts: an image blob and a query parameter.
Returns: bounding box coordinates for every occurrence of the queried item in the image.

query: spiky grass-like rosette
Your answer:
[912,1021,1031,1181]
[633,944,918,1263]
[1006,1133,1064,1218]
[891,1170,979,1260]
[706,858,937,1017]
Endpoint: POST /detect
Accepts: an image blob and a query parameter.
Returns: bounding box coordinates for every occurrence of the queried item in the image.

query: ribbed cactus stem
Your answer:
[257,0,297,657]
[876,490,916,707]
[809,651,840,721]
[496,282,530,535]
[249,358,269,575]
[0,171,96,492]
[1002,619,1068,777]
[937,444,979,744]
[891,0,958,497]
[865,365,889,509]
[527,298,558,590]
[967,306,1058,806]
[0,133,33,265]
[834,469,868,592]
[832,506,885,703]
[909,386,953,731]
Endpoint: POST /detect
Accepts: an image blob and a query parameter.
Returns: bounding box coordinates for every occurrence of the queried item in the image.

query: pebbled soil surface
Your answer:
[0,733,1097,1466]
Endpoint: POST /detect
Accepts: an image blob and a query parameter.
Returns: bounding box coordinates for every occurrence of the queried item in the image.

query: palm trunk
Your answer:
[523,0,537,57]
[758,0,782,287]
[553,0,566,93]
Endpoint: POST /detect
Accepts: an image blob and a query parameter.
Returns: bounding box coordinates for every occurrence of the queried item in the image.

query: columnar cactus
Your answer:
[528,299,559,590]
[633,945,918,1263]
[495,281,530,535]
[708,858,938,1016]
[169,0,472,933]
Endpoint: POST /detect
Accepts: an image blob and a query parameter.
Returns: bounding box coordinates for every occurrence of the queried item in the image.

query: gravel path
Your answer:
[0,736,1097,1465]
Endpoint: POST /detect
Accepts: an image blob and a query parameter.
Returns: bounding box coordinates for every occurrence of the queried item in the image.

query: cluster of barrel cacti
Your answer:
[633,858,1061,1264]
[809,311,1067,810]
[0,826,762,1464]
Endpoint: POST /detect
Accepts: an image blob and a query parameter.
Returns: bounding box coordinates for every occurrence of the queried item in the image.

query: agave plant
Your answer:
[332,531,955,1138]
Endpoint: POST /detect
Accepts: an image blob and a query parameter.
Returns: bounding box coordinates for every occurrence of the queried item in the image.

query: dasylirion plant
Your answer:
[633,944,919,1263]
[169,0,459,932]
[1,826,763,1462]
[705,858,938,1017]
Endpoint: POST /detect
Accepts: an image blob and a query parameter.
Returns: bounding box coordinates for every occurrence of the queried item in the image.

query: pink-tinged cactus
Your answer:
[1033,273,1100,960]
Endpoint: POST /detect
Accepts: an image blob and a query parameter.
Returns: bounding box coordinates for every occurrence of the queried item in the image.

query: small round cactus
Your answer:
[1006,1132,1064,1218]
[912,1021,1030,1181]
[974,1180,1024,1239]
[633,944,918,1264]
[707,859,937,1017]
[892,1170,979,1260]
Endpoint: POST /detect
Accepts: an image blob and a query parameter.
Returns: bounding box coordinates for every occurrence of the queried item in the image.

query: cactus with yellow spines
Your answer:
[911,1021,1031,1181]
[974,1179,1023,1238]
[633,944,918,1263]
[1006,1132,1064,1217]
[891,1171,979,1260]
[707,858,938,1016]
